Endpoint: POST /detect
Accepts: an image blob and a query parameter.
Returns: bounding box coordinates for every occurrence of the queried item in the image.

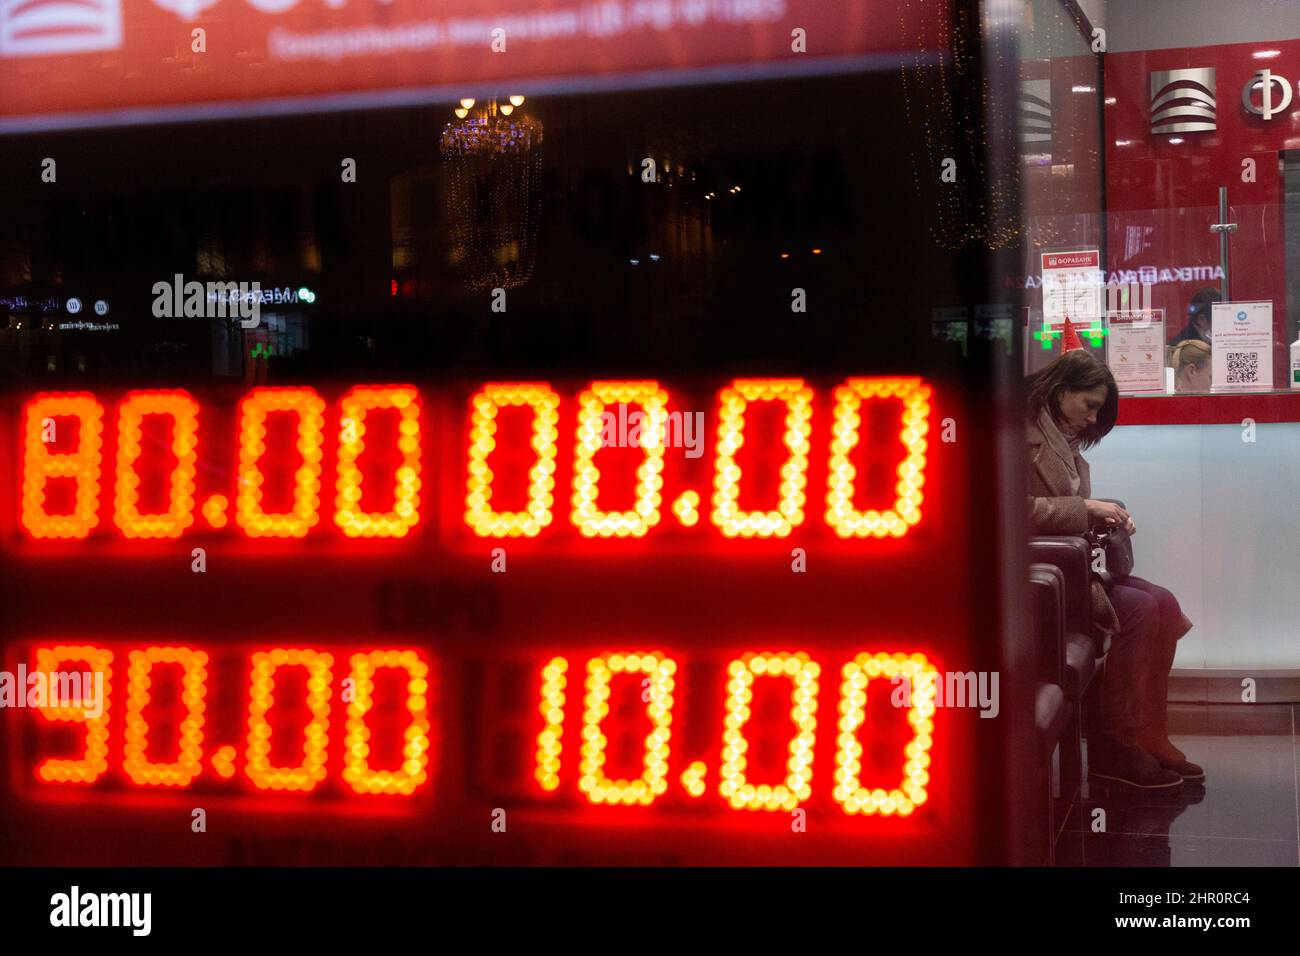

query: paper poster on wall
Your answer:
[1211,301,1273,390]
[1041,250,1102,329]
[1107,310,1165,393]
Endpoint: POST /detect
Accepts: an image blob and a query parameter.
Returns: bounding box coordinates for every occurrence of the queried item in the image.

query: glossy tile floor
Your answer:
[1054,704,1300,866]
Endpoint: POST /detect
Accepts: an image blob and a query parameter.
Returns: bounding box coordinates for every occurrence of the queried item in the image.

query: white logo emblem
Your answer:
[0,0,122,56]
[243,0,301,12]
[1150,68,1217,134]
[148,0,221,21]
[1020,79,1052,146]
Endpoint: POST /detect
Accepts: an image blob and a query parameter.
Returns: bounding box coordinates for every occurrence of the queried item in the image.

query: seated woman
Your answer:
[1026,349,1203,789]
[1172,339,1212,394]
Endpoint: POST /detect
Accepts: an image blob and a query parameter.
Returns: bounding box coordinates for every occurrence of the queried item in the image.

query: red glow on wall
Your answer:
[1105,38,1300,389]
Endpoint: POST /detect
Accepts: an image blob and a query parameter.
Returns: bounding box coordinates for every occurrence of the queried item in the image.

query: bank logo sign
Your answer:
[0,0,122,56]
[1150,67,1217,134]
[1020,79,1052,146]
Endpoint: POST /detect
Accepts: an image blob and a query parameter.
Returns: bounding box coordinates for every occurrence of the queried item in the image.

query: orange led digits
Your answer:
[236,387,326,538]
[334,385,422,538]
[123,647,208,788]
[571,382,668,537]
[711,380,812,538]
[465,383,560,537]
[719,652,819,811]
[833,652,937,816]
[578,653,675,805]
[33,645,113,785]
[826,377,932,538]
[342,650,432,796]
[21,393,104,539]
[245,649,333,792]
[113,390,200,539]
[534,657,567,792]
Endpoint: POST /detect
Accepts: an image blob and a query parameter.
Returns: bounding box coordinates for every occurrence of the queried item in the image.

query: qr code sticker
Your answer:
[1226,351,1259,384]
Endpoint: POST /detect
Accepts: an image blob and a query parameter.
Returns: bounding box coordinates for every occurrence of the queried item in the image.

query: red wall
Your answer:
[1105,38,1300,389]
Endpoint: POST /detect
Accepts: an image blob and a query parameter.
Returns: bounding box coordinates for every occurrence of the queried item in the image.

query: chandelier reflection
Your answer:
[440,96,543,291]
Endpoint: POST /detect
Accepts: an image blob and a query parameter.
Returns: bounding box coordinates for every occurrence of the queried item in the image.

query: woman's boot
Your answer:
[1135,628,1205,782]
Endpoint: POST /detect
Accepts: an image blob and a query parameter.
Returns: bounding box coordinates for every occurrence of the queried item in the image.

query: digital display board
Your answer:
[0,374,1000,865]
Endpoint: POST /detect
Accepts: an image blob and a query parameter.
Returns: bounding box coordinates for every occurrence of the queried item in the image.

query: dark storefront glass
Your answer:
[0,2,1044,867]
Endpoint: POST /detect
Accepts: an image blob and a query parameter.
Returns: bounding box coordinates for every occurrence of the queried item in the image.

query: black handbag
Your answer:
[1084,524,1133,585]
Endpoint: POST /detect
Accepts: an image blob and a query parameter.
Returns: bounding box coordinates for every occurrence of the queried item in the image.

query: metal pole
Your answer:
[1218,186,1231,301]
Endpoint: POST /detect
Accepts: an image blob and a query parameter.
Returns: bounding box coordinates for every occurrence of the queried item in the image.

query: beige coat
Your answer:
[1026,415,1122,641]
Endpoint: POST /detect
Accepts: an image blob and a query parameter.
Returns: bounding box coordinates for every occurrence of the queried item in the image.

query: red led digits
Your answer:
[826,377,932,538]
[17,376,940,545]
[21,393,105,539]
[236,387,326,538]
[17,643,942,818]
[466,383,561,538]
[711,380,813,538]
[578,653,675,805]
[571,382,669,537]
[33,645,113,785]
[123,647,208,788]
[719,652,820,811]
[534,657,568,792]
[245,649,334,792]
[834,652,937,816]
[334,385,422,538]
[342,650,431,796]
[113,390,200,539]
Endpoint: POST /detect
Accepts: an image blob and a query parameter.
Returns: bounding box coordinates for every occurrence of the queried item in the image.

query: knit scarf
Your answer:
[1036,406,1082,496]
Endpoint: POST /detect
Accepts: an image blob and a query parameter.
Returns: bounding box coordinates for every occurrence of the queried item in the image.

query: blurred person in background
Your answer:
[1170,287,1220,347]
[1172,339,1212,393]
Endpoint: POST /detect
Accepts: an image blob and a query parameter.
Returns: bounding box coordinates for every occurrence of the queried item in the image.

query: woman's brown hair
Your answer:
[1025,350,1119,450]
